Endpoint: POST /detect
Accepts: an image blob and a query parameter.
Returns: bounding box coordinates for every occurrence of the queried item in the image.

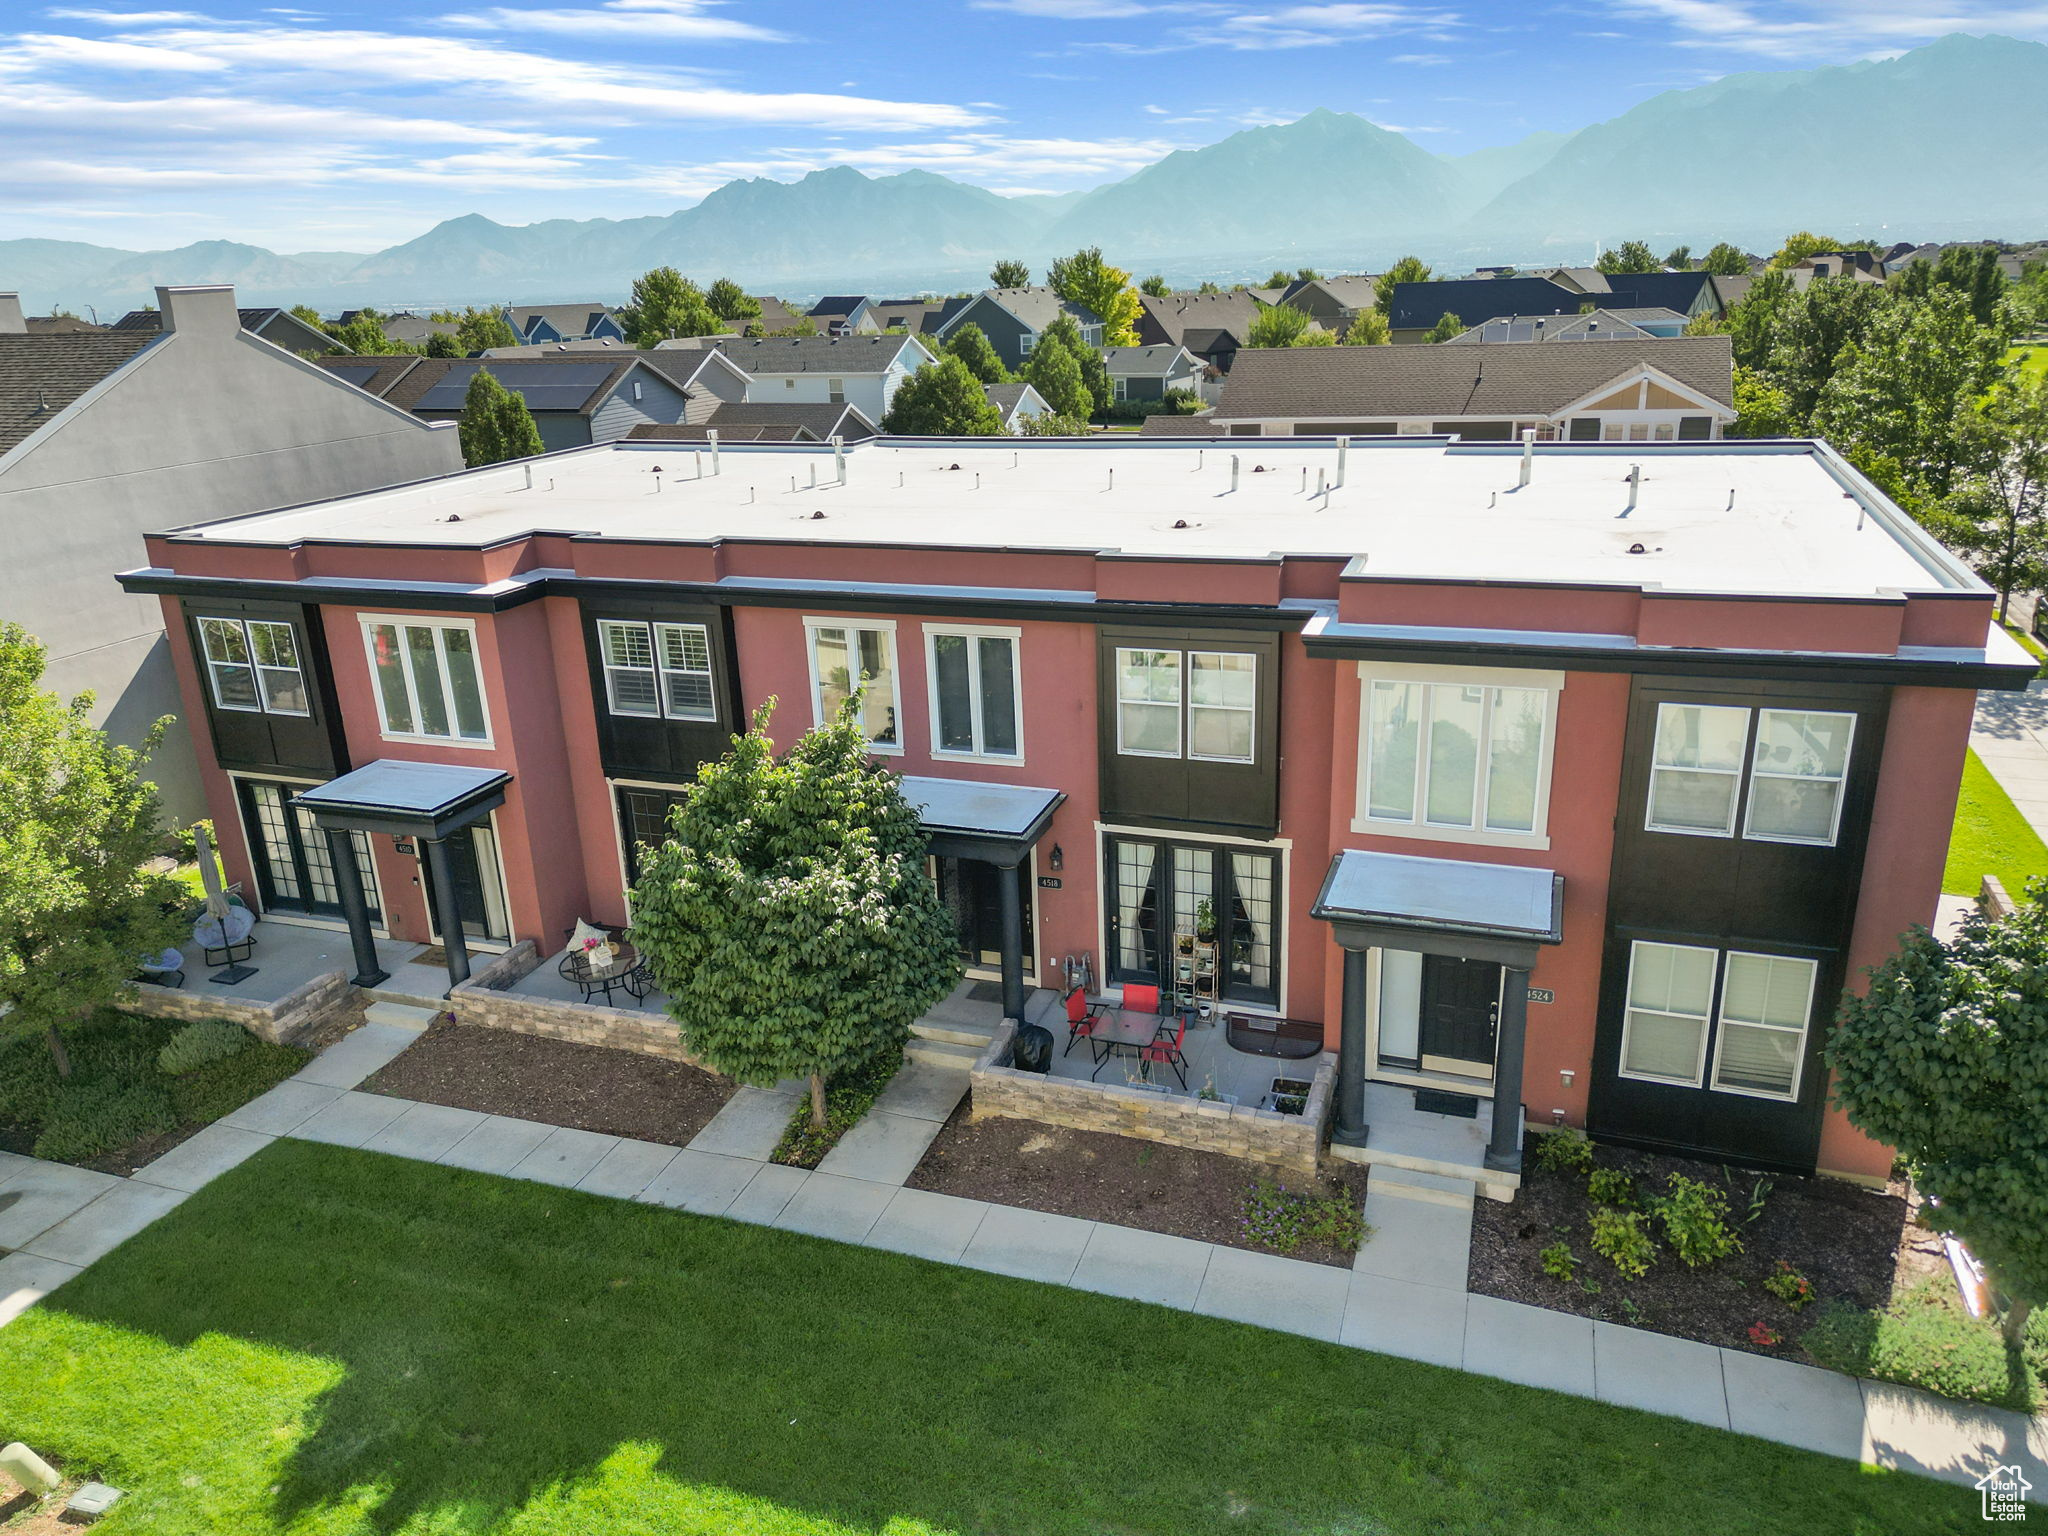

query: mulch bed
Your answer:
[907,1104,1370,1268]
[361,1021,737,1147]
[1469,1142,1916,1358]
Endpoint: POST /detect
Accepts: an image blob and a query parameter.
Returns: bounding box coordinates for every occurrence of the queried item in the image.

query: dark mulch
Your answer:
[1469,1142,1915,1358]
[0,1117,206,1180]
[907,1103,1371,1267]
[361,1021,737,1147]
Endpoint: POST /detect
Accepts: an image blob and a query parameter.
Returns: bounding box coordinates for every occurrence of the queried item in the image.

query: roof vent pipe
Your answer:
[524,463,533,490]
[1335,438,1347,489]
[707,429,719,475]
[1519,428,1535,487]
[831,434,845,484]
[1230,454,1240,493]
[1626,462,1642,512]
[808,461,817,490]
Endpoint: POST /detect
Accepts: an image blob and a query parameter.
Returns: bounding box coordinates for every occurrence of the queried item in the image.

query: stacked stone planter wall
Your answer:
[125,968,356,1045]
[966,1022,1335,1177]
[449,942,714,1069]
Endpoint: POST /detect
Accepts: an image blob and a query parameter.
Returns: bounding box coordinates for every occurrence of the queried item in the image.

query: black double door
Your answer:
[1420,955,1500,1079]
[934,857,1031,971]
[237,778,381,923]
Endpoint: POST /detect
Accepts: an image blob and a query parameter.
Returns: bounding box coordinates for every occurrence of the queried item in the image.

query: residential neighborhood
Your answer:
[3,10,2048,1532]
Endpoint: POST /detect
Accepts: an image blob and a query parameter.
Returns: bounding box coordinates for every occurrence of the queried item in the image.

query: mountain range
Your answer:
[5,32,2045,315]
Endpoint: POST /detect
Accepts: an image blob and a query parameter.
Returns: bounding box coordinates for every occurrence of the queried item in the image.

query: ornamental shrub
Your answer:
[1586,1167,1637,1208]
[1531,1125,1594,1174]
[34,1077,176,1162]
[1540,1241,1578,1282]
[1590,1206,1656,1278]
[157,1018,252,1076]
[1652,1174,1743,1267]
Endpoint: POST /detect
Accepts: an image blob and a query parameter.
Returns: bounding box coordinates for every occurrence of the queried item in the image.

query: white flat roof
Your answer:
[174,438,1976,599]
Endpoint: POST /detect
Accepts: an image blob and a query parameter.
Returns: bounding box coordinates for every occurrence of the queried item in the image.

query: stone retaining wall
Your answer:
[126,967,354,1045]
[967,1022,1335,1177]
[449,942,713,1068]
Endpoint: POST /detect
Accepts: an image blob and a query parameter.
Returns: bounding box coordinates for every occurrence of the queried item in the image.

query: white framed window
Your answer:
[783,377,796,391]
[1710,951,1818,1101]
[197,616,309,717]
[1746,710,1855,846]
[1115,648,1183,758]
[828,377,845,404]
[807,619,898,751]
[1116,646,1259,763]
[1188,651,1255,763]
[1019,333,1037,357]
[360,615,490,745]
[1618,940,1717,1087]
[925,625,1022,761]
[1356,663,1559,846]
[1646,702,1751,837]
[596,620,715,722]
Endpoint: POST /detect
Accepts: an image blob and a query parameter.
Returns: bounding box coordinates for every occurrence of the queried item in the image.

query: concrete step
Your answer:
[1367,1163,1477,1210]
[365,982,447,1011]
[912,1017,1003,1047]
[904,1036,982,1070]
[364,1000,441,1032]
[1326,1138,1520,1194]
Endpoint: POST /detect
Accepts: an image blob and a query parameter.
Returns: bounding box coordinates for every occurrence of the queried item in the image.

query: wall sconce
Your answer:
[1049,844,1063,872]
[1559,1069,1576,1089]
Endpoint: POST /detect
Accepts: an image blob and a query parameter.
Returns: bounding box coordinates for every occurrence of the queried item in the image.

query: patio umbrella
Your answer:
[192,823,230,924]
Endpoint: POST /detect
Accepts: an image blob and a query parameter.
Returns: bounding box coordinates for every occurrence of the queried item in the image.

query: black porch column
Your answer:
[1486,964,1532,1172]
[323,827,388,987]
[1333,946,1371,1147]
[421,835,472,993]
[997,856,1026,1024]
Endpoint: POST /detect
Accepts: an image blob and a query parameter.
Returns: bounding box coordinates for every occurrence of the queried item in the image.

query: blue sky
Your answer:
[5,0,2047,251]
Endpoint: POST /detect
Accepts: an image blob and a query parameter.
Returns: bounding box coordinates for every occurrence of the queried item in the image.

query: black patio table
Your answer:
[560,939,653,1007]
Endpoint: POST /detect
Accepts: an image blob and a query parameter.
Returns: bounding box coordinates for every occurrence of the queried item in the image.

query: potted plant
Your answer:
[1266,1076,1312,1115]
[1195,898,1216,943]
[1196,1075,1238,1107]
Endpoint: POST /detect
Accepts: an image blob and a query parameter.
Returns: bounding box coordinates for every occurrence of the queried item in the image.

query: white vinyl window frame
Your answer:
[923,623,1024,764]
[803,616,901,754]
[1616,939,1718,1089]
[1743,709,1856,848]
[197,616,310,717]
[1115,645,1261,764]
[1186,650,1257,765]
[1708,950,1819,1103]
[1352,662,1562,851]
[1645,702,1752,839]
[1114,646,1185,759]
[358,613,493,748]
[596,619,717,723]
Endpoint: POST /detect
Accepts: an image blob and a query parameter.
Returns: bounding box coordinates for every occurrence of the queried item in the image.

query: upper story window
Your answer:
[597,620,715,722]
[1115,647,1257,764]
[197,616,308,717]
[926,625,1021,762]
[1357,664,1559,847]
[362,616,489,745]
[807,619,898,751]
[1647,703,1855,848]
[828,377,845,404]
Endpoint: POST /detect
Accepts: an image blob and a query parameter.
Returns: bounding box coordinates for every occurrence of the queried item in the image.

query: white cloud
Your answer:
[1075,2,1463,51]
[441,0,785,42]
[1609,0,2048,57]
[1391,50,1450,61]
[971,0,1156,16]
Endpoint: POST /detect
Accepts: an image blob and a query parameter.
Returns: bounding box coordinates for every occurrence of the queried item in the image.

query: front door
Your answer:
[420,825,510,944]
[1419,955,1500,1079]
[237,778,382,923]
[933,856,1031,972]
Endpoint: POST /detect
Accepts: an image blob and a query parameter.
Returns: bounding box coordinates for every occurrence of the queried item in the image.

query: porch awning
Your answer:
[902,775,1063,865]
[1312,848,1564,967]
[292,759,510,839]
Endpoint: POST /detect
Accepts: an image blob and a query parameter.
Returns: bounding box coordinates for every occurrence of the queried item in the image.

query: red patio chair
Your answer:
[1140,1009,1189,1091]
[1061,985,1107,1059]
[1121,980,1162,1016]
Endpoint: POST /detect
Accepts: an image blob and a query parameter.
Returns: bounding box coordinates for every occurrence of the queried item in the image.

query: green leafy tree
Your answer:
[1895,246,2010,331]
[1830,898,2048,1345]
[1765,275,1890,421]
[1682,310,1726,338]
[1245,302,1313,349]
[1698,242,1751,276]
[630,699,959,1129]
[1725,266,1796,372]
[1934,374,2048,620]
[422,331,463,358]
[1767,231,1877,268]
[1014,410,1092,436]
[1814,288,2010,500]
[879,355,1004,435]
[1040,315,1110,415]
[454,306,519,353]
[942,321,1008,385]
[288,303,324,329]
[1019,333,1093,419]
[1374,255,1431,313]
[1729,365,1798,438]
[324,309,414,355]
[1263,269,1292,290]
[0,625,181,1078]
[619,266,720,345]
[1424,311,1464,344]
[989,258,1031,289]
[766,316,819,338]
[1663,245,1693,271]
[1344,309,1391,345]
[1046,246,1142,346]
[1596,240,1661,275]
[456,369,545,467]
[706,278,761,326]
[1139,274,1171,297]
[1196,280,1222,295]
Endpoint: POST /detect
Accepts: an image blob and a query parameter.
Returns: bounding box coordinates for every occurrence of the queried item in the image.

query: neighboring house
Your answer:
[502,305,627,345]
[748,296,803,333]
[1445,309,1690,344]
[1277,275,1379,333]
[624,401,879,443]
[109,304,347,356]
[936,287,1103,374]
[381,313,463,348]
[122,432,2029,1191]
[321,355,691,451]
[1784,254,1888,290]
[1136,290,1264,373]
[984,381,1051,430]
[868,296,975,336]
[487,340,754,425]
[709,333,936,422]
[1135,413,1219,436]
[1102,344,1204,403]
[24,315,105,334]
[1207,336,1735,441]
[0,284,459,819]
[806,296,876,336]
[1388,273,1731,343]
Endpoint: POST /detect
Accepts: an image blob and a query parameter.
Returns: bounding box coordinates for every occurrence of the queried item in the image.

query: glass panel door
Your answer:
[236,779,381,922]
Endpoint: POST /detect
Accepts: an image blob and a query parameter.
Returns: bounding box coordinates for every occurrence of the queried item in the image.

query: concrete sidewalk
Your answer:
[1972,680,2048,839]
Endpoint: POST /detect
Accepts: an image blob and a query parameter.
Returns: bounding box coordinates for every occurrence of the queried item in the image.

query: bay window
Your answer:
[198,616,308,717]
[808,620,898,750]
[926,626,1021,761]
[362,616,490,744]
[1644,703,1856,847]
[1117,645,1258,762]
[597,619,716,722]
[1357,665,1558,844]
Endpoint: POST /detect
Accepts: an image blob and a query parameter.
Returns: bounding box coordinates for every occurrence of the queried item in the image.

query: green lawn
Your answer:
[1944,749,2048,897]
[2007,344,2048,385]
[0,1140,1973,1535]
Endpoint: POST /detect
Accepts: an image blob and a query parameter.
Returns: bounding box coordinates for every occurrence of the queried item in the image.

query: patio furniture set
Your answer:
[1062,982,1192,1088]
[559,922,656,1006]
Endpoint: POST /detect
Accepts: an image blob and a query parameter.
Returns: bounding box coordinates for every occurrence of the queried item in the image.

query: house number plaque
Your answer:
[1526,987,1555,1004]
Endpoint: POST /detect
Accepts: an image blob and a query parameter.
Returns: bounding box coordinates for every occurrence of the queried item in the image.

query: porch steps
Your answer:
[904,1036,984,1071]
[363,1001,441,1032]
[365,983,447,1012]
[911,1017,1004,1049]
[1365,1163,1476,1211]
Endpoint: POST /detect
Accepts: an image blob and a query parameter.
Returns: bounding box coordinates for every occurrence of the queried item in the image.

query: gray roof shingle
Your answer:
[710,334,927,375]
[0,331,157,454]
[627,401,878,442]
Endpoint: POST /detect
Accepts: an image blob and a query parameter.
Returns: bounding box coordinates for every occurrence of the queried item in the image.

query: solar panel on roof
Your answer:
[326,362,386,386]
[414,362,616,412]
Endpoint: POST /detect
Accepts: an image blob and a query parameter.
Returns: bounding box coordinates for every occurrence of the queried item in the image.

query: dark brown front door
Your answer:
[1420,955,1499,1079]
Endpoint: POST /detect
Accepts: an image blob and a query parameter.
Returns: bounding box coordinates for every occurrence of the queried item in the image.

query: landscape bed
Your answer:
[908,1105,1371,1266]
[0,1138,1974,1535]
[361,1019,736,1146]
